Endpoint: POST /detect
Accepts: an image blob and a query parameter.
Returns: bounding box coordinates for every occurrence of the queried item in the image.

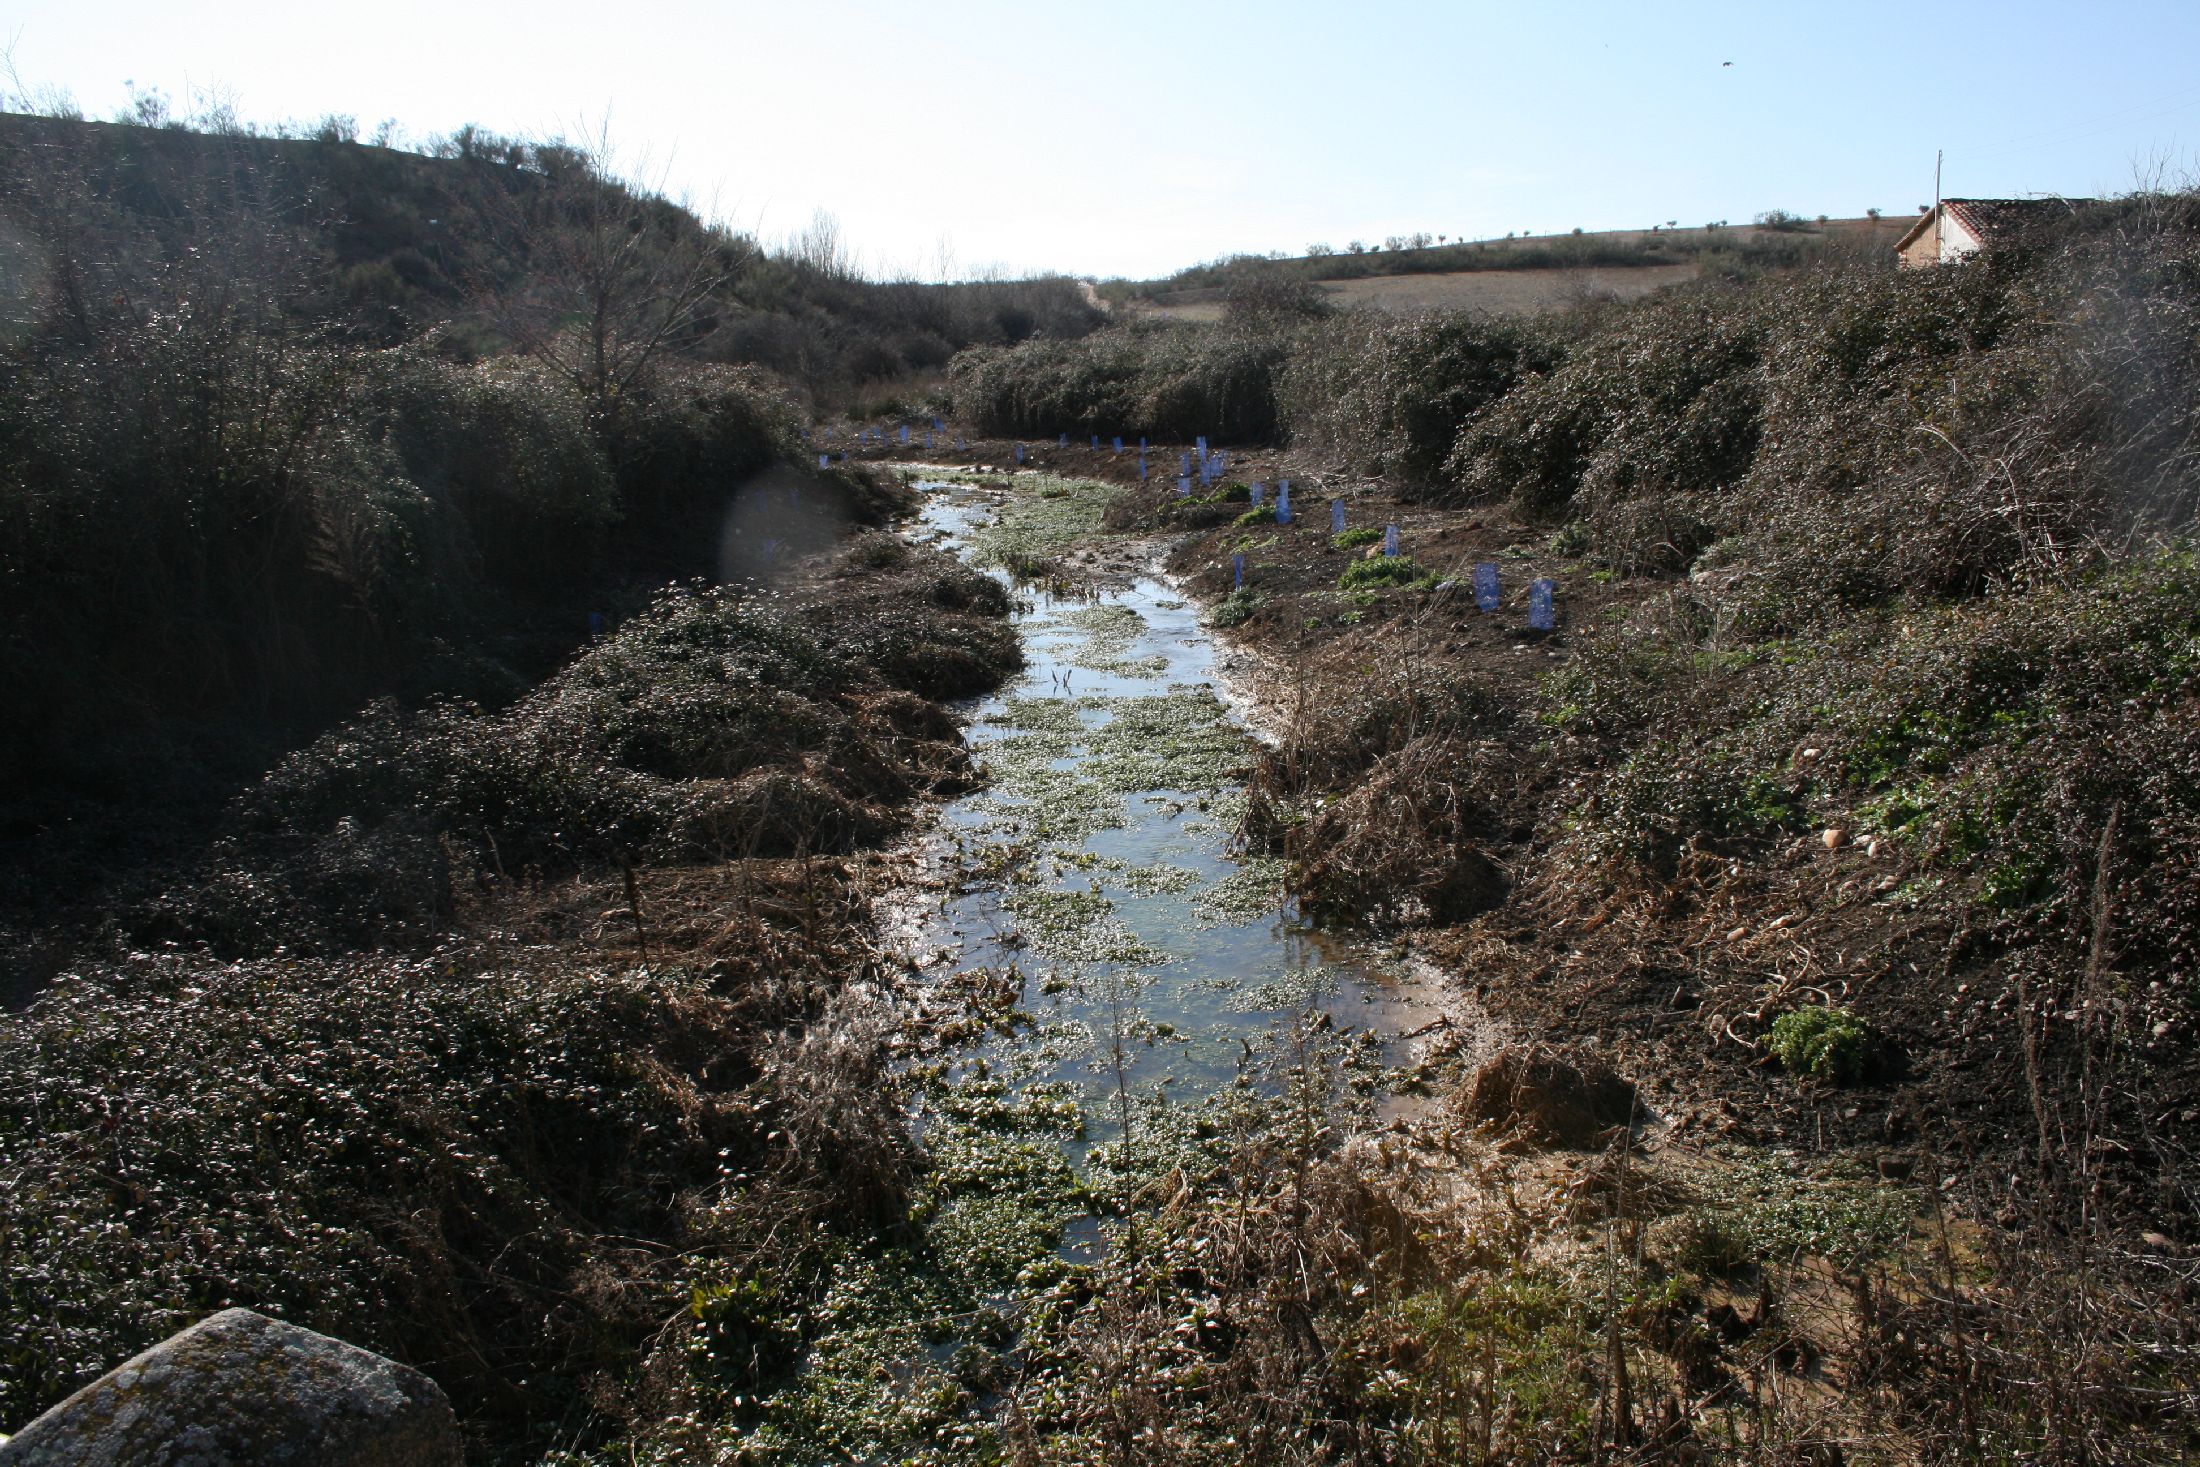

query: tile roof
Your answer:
[1896,197,2093,256]
[1942,197,2091,243]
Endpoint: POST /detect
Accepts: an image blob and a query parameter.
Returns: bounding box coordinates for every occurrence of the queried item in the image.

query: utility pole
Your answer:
[1934,148,1944,258]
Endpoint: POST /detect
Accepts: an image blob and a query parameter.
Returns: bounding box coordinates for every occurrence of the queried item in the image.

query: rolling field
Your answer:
[1128,214,1911,320]
[1136,261,1705,320]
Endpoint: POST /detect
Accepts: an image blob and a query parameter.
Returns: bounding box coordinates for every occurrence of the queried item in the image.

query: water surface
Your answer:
[910,478,1433,1152]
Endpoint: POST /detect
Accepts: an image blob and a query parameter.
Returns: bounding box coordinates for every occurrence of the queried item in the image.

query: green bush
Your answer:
[1332,526,1383,549]
[1338,555,1430,591]
[1767,1006,1872,1084]
[1210,588,1264,627]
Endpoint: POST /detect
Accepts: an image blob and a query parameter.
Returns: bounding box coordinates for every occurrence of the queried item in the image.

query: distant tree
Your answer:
[1753,208,1806,231]
[118,83,172,129]
[1305,242,1335,256]
[788,207,853,279]
[1866,207,1883,219]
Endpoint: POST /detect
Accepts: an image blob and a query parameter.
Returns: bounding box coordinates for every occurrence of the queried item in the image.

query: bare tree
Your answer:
[788,207,852,280]
[507,125,746,428]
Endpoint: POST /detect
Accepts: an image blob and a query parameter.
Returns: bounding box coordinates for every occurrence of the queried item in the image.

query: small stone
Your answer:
[1725,925,1749,942]
[1822,828,1848,850]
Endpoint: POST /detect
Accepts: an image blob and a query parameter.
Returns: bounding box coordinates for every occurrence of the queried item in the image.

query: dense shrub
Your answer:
[1283,311,1556,488]
[1443,291,1765,540]
[373,352,619,596]
[1432,196,2200,600]
[1557,551,2200,985]
[0,317,844,828]
[948,319,1297,443]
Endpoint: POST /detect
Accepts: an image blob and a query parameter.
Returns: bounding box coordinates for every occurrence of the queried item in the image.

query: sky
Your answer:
[6,0,2198,280]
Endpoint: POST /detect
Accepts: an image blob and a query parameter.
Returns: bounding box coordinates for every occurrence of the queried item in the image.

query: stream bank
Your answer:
[676,463,1978,1467]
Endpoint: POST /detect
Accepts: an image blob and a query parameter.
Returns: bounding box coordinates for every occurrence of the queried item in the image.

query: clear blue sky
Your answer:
[7,0,2197,279]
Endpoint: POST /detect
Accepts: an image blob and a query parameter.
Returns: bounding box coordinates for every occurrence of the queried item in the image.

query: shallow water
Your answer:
[910,478,1434,1148]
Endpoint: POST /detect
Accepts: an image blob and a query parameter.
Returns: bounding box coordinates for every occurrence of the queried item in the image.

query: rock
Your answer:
[1822,827,1847,850]
[1363,544,1382,560]
[0,1308,461,1466]
[1461,1044,1638,1150]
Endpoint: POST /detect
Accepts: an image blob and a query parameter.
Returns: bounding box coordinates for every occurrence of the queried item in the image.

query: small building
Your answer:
[1894,197,2090,267]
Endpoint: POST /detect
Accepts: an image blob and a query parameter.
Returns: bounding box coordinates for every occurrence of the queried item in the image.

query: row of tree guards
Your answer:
[799,420,1558,630]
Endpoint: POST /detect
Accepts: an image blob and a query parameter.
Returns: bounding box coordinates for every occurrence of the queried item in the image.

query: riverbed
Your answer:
[905,477,1438,1170]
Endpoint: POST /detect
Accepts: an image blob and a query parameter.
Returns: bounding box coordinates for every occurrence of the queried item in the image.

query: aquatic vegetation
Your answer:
[966,474,1121,570]
[1189,858,1287,928]
[1102,860,1204,896]
[1001,886,1174,967]
[1060,604,1170,675]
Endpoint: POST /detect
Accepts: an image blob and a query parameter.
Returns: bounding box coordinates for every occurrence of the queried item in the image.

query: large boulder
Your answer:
[0,1308,460,1466]
[1461,1044,1638,1150]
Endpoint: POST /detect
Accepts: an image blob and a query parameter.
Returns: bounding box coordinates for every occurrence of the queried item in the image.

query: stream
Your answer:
[670,474,1463,1459]
[905,477,1437,1186]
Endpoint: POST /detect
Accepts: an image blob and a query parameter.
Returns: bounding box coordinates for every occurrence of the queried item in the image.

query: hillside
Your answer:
[0,111,1096,955]
[0,112,1101,394]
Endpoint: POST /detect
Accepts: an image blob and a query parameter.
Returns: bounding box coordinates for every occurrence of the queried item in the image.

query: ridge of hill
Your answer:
[1110,212,1915,319]
[0,112,1102,400]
